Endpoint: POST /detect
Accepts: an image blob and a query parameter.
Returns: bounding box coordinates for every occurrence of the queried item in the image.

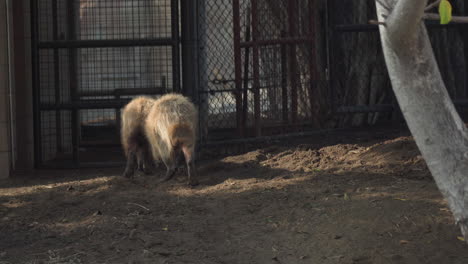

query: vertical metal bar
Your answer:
[288,0,298,126]
[52,0,62,152]
[171,0,180,92]
[308,0,319,127]
[67,0,79,167]
[280,30,288,124]
[197,0,209,144]
[242,4,251,135]
[30,0,42,168]
[251,0,261,136]
[6,0,16,169]
[232,0,243,137]
[326,0,335,113]
[115,93,121,138]
[181,0,200,99]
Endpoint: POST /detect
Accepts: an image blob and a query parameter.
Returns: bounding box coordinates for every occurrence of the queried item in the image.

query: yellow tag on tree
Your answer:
[439,0,453,25]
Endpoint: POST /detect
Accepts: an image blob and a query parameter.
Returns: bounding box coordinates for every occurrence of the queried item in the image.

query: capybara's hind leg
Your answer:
[182,146,198,186]
[176,150,185,168]
[158,152,178,183]
[123,150,138,178]
[186,159,198,186]
[136,150,145,172]
[142,146,156,175]
[159,163,177,183]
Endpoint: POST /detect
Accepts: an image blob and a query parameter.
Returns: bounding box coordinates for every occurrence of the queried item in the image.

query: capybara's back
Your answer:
[145,93,199,185]
[121,96,155,177]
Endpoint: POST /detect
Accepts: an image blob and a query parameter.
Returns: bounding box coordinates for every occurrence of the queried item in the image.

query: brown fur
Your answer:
[145,93,199,186]
[120,96,156,177]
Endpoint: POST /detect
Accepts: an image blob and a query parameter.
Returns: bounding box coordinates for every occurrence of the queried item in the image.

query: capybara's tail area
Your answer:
[124,129,148,157]
[168,122,195,148]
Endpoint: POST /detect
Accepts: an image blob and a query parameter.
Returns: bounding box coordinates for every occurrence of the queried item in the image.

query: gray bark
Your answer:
[376,0,468,239]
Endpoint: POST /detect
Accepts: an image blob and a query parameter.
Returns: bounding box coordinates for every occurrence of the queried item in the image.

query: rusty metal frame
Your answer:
[232,0,316,137]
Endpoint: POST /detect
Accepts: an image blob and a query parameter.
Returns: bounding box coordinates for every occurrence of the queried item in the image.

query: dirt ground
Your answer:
[1,127,468,264]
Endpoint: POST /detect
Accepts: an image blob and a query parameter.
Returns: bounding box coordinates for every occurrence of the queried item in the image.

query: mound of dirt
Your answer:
[225,136,431,180]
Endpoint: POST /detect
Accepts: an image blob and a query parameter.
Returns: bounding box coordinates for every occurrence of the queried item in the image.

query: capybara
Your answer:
[144,93,199,186]
[121,96,156,178]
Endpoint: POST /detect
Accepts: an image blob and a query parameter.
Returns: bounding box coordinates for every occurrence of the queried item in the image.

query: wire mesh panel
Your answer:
[198,0,322,141]
[328,0,394,127]
[33,0,180,167]
[197,0,237,139]
[328,0,468,127]
[32,0,468,168]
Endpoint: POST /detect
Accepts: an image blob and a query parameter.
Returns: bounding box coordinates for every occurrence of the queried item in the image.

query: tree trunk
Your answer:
[376,0,468,239]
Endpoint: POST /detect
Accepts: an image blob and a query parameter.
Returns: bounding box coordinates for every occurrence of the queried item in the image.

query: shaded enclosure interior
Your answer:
[35,0,178,167]
[33,0,468,168]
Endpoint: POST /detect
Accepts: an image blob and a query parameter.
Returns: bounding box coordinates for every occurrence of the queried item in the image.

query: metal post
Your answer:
[326,0,335,113]
[242,3,251,135]
[288,0,298,127]
[280,31,288,124]
[30,0,42,168]
[233,0,244,137]
[181,0,199,99]
[171,0,180,92]
[66,0,79,167]
[5,0,15,169]
[197,0,209,143]
[251,0,261,137]
[52,0,62,152]
[308,0,319,127]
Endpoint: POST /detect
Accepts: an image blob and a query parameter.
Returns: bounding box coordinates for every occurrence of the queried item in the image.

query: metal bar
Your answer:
[66,0,79,166]
[202,128,337,147]
[113,87,165,96]
[115,91,121,139]
[197,0,209,144]
[181,0,200,99]
[251,0,260,137]
[37,38,175,49]
[40,100,133,110]
[232,0,243,137]
[242,3,251,137]
[55,100,451,116]
[79,142,121,148]
[171,0,181,92]
[326,0,335,113]
[336,104,394,113]
[288,0,298,125]
[199,85,283,94]
[280,31,288,123]
[308,0,318,126]
[52,0,62,152]
[38,161,125,169]
[77,87,165,97]
[6,0,15,169]
[334,24,378,32]
[240,37,312,47]
[326,100,468,114]
[30,0,42,168]
[453,100,468,107]
[334,21,467,33]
